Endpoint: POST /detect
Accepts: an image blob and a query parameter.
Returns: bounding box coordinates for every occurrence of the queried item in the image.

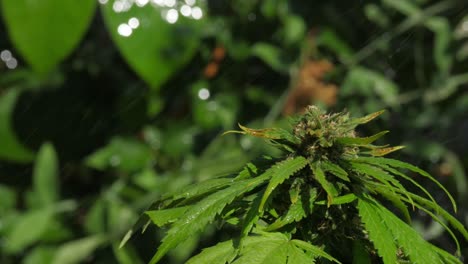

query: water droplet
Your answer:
[180,5,191,17]
[136,0,149,7]
[166,9,179,24]
[185,0,196,6]
[151,0,164,6]
[191,6,203,20]
[128,17,140,29]
[198,88,210,100]
[6,58,17,69]
[164,0,176,7]
[0,50,12,61]
[118,23,133,37]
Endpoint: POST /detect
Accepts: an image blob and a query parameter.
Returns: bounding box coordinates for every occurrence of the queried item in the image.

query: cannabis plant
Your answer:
[125,106,467,263]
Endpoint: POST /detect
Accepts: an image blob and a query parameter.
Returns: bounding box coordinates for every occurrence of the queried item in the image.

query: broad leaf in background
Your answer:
[51,235,106,264]
[191,81,240,130]
[101,0,205,89]
[281,15,306,45]
[316,28,354,63]
[1,0,96,74]
[113,242,144,264]
[0,185,16,214]
[24,246,56,264]
[251,43,289,73]
[341,67,399,109]
[425,17,452,77]
[0,88,34,162]
[4,208,54,253]
[33,143,59,206]
[85,136,153,173]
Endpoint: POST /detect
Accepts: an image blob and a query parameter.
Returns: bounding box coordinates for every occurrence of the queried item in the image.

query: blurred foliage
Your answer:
[0,0,467,263]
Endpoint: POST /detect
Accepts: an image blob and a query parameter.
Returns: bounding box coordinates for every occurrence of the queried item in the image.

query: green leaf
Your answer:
[351,162,414,207]
[84,198,106,235]
[85,136,153,173]
[366,196,459,263]
[429,244,463,264]
[186,239,237,264]
[265,194,307,231]
[51,235,106,264]
[358,198,398,264]
[315,193,357,206]
[4,207,54,253]
[400,196,461,255]
[364,4,389,28]
[0,88,34,162]
[321,161,350,182]
[33,142,59,206]
[358,159,437,208]
[149,174,271,264]
[0,184,16,213]
[354,157,457,212]
[251,42,288,73]
[168,178,235,201]
[188,234,292,264]
[240,192,263,240]
[370,184,411,224]
[286,243,316,264]
[316,28,354,62]
[282,15,306,45]
[352,241,371,264]
[146,206,189,227]
[259,156,308,211]
[424,73,468,103]
[1,0,96,74]
[405,193,468,242]
[336,131,388,145]
[425,17,452,76]
[343,67,399,107]
[101,1,204,89]
[232,235,289,264]
[113,243,144,264]
[24,246,56,264]
[311,163,338,206]
[121,177,241,249]
[292,239,341,263]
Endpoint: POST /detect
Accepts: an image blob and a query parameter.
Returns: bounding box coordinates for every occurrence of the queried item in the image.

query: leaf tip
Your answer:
[119,229,133,249]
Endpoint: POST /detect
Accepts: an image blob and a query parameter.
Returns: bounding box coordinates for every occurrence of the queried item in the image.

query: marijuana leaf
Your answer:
[126,106,467,264]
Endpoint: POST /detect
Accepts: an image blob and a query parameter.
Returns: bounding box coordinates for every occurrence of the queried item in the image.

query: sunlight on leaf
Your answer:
[51,235,106,264]
[1,0,96,74]
[4,208,54,253]
[101,0,204,89]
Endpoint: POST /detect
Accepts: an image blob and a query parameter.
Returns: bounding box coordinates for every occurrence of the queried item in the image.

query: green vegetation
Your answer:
[1,0,467,263]
[134,106,467,263]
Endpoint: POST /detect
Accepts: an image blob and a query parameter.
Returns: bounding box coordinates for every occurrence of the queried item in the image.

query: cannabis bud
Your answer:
[125,106,466,264]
